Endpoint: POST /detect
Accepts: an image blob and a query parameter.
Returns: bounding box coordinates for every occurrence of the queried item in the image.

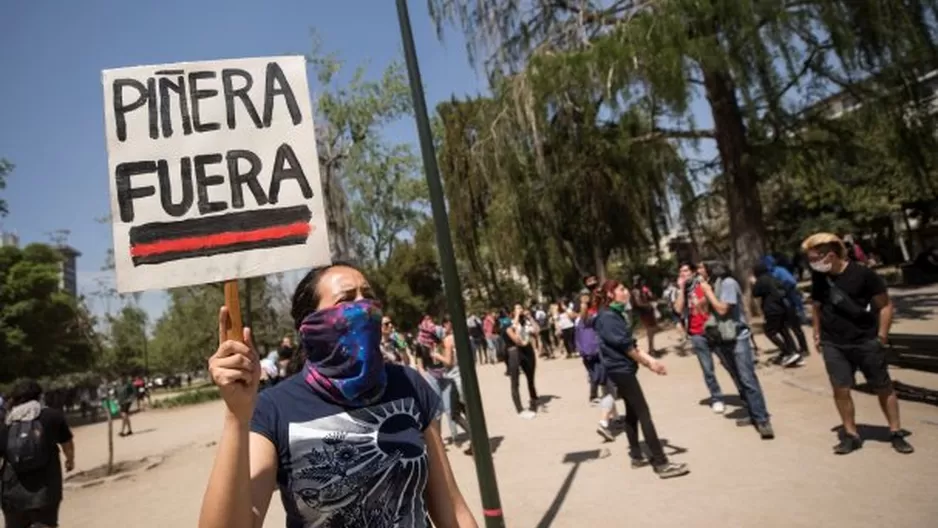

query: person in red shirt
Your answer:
[673,262,727,414]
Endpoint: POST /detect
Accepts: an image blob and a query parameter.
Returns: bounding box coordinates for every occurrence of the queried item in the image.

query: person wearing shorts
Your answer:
[802,232,913,455]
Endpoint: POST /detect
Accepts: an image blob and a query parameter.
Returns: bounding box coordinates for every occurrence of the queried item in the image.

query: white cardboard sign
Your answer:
[102,56,330,293]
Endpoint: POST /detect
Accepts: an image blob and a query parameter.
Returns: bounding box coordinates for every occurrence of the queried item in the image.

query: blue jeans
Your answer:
[719,337,771,425]
[689,334,723,403]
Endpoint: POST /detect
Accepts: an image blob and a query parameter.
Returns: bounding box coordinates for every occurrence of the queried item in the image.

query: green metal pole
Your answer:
[395,1,505,525]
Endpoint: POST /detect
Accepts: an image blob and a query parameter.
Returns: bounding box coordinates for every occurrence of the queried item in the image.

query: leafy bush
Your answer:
[150,386,220,409]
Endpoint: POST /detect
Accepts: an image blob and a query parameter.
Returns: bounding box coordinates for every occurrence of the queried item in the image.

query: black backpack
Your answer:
[6,419,52,473]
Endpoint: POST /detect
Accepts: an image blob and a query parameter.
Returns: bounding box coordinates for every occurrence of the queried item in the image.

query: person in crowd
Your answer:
[502,305,539,419]
[802,233,913,455]
[198,263,476,528]
[534,304,551,358]
[466,312,486,365]
[440,318,473,455]
[575,293,619,441]
[133,375,149,411]
[1,379,75,528]
[674,262,729,414]
[380,316,412,366]
[630,275,660,356]
[118,377,136,437]
[752,263,803,367]
[548,303,561,359]
[482,310,499,365]
[698,261,775,439]
[662,277,685,341]
[593,280,689,479]
[556,299,578,358]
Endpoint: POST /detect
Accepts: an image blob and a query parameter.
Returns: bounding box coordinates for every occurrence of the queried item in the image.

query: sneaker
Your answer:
[711,401,725,414]
[834,434,862,455]
[653,462,690,479]
[596,423,615,442]
[782,353,803,367]
[519,410,537,420]
[890,432,914,454]
[630,456,650,469]
[756,422,775,439]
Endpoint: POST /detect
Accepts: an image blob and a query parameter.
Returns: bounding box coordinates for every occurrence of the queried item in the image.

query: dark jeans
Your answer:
[785,307,810,354]
[763,314,797,356]
[560,327,576,356]
[2,503,60,528]
[582,355,604,401]
[508,345,538,412]
[607,371,668,466]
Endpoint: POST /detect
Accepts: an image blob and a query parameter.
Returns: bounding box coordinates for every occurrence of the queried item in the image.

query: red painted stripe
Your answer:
[482,508,503,517]
[129,222,311,257]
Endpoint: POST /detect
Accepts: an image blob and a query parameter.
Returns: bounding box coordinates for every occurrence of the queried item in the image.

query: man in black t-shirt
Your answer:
[1,379,75,528]
[802,232,913,455]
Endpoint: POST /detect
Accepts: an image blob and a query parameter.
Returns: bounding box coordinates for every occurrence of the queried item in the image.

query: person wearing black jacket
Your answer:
[593,279,689,479]
[752,263,802,367]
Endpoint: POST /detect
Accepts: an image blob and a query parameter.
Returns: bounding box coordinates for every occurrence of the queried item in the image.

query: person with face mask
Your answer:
[802,233,913,455]
[199,263,477,528]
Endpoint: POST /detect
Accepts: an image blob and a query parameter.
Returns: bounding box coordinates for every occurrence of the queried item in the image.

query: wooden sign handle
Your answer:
[224,280,244,342]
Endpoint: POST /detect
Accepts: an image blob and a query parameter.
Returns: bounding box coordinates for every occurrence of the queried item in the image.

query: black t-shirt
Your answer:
[752,275,788,317]
[0,407,73,508]
[810,262,887,345]
[251,365,441,528]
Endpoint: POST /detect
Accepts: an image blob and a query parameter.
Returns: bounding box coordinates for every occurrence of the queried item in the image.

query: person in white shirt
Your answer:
[556,300,577,358]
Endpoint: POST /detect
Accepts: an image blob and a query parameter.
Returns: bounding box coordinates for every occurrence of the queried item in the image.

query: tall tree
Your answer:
[309,37,414,261]
[429,0,938,283]
[0,158,12,217]
[102,304,148,375]
[0,244,96,382]
[347,142,428,267]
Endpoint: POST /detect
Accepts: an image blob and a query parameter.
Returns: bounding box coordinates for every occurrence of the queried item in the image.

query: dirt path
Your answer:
[29,286,938,527]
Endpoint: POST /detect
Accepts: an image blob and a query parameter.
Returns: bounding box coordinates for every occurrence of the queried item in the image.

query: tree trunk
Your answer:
[592,244,607,281]
[105,400,114,475]
[321,162,353,261]
[701,66,766,291]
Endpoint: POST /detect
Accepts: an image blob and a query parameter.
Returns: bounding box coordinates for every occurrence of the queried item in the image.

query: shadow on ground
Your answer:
[535,439,689,528]
[829,424,912,443]
[891,292,938,321]
[854,381,938,407]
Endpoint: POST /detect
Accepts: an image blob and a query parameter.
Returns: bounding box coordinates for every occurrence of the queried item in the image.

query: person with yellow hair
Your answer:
[801,233,913,455]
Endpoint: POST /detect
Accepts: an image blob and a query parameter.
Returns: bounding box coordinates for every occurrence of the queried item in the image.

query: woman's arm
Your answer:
[438,336,456,368]
[198,419,278,528]
[424,421,478,527]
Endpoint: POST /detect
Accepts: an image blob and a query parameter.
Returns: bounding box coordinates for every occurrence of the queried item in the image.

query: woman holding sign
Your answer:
[198,263,477,528]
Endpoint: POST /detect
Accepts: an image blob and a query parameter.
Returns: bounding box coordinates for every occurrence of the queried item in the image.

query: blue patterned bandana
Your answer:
[300,299,387,406]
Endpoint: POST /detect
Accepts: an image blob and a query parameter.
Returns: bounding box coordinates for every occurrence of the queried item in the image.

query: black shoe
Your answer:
[890,432,914,454]
[596,424,615,442]
[834,434,862,455]
[756,422,775,439]
[630,456,650,469]
[653,462,689,479]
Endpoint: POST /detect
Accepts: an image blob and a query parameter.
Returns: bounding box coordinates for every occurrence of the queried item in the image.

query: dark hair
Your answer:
[679,261,696,272]
[9,379,43,406]
[286,261,361,376]
[592,279,621,310]
[753,262,769,276]
[702,260,731,280]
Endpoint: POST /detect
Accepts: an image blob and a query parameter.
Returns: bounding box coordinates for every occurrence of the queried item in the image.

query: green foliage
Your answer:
[347,142,428,267]
[0,158,12,216]
[101,304,148,375]
[150,386,220,409]
[0,244,97,382]
[370,221,445,330]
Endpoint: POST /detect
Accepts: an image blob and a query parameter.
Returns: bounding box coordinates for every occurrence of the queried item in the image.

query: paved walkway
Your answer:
[24,286,938,527]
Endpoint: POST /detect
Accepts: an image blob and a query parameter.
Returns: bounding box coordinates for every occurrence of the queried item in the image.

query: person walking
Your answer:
[440,318,473,455]
[698,261,775,440]
[575,294,619,442]
[801,233,913,455]
[752,263,803,367]
[503,305,539,419]
[631,275,659,356]
[1,379,75,528]
[593,280,689,479]
[117,377,135,437]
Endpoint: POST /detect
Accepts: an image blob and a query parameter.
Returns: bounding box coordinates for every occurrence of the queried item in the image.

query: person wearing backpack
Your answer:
[801,233,913,455]
[1,379,75,528]
[698,261,775,440]
[752,263,803,367]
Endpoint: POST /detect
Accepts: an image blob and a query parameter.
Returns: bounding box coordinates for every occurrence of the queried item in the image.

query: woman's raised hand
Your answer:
[208,306,261,423]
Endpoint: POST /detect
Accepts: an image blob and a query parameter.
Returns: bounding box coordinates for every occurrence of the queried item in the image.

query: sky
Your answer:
[0,0,490,320]
[0,0,715,322]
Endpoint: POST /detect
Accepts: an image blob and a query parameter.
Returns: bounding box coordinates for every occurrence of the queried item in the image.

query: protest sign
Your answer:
[102,56,329,293]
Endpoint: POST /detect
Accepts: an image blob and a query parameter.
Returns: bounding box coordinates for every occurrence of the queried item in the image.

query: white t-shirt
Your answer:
[557,311,575,330]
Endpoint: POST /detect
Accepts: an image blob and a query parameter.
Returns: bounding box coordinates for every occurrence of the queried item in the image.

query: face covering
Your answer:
[810,256,833,273]
[299,299,387,407]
